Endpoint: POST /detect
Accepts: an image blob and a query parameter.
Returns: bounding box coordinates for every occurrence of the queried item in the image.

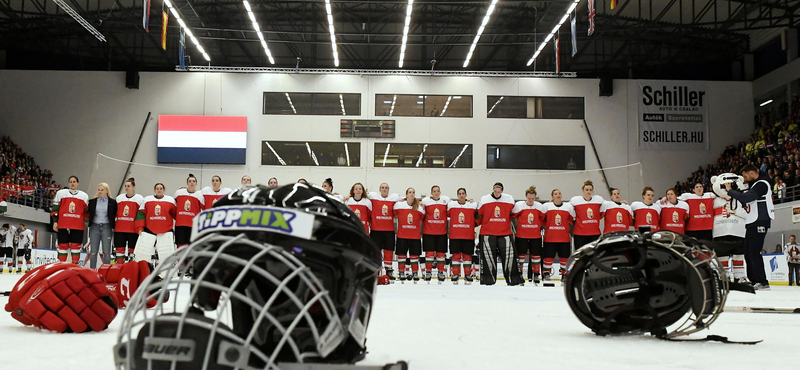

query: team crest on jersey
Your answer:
[672,211,679,223]
[434,208,440,219]
[646,212,653,224]
[184,199,191,211]
[354,209,361,218]
[527,212,535,224]
[123,205,130,217]
[555,214,562,226]
[458,212,465,223]
[616,212,623,223]
[68,201,75,213]
[699,203,707,214]
[155,205,162,216]
[494,206,501,217]
[382,204,388,216]
[406,213,413,225]
[587,208,594,219]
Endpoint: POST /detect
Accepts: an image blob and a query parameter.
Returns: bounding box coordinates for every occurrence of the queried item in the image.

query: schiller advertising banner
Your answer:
[638,81,709,150]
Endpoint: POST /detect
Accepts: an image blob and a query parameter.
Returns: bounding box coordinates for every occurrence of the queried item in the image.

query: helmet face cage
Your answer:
[564,231,728,339]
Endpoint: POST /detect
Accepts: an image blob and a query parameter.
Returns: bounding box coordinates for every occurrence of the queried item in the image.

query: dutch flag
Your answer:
[157,115,248,164]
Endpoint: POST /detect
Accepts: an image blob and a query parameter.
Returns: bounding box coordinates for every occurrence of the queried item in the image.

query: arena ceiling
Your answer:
[1,0,799,79]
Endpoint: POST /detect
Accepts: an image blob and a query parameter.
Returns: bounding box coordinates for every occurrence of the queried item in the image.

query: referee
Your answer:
[725,164,775,290]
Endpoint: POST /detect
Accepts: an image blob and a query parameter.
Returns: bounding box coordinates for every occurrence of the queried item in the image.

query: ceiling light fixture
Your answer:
[526,0,579,67]
[243,1,275,64]
[463,0,499,68]
[164,0,210,61]
[399,0,414,68]
[325,0,340,67]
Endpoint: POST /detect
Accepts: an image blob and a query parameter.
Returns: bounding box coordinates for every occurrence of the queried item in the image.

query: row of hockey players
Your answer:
[44,173,746,287]
[0,223,34,273]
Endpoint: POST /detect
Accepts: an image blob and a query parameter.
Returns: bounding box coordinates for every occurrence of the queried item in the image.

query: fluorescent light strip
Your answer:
[399,0,414,68]
[526,0,580,67]
[389,95,397,116]
[448,144,469,168]
[344,143,351,166]
[164,0,210,61]
[265,142,286,165]
[487,96,504,115]
[463,0,499,68]
[760,100,773,107]
[382,144,391,167]
[52,0,106,42]
[325,0,340,67]
[415,144,428,167]
[285,93,297,114]
[339,94,346,115]
[243,1,275,64]
[439,96,452,116]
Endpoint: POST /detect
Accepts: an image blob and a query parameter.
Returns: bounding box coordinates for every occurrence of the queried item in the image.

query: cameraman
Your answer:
[725,164,775,290]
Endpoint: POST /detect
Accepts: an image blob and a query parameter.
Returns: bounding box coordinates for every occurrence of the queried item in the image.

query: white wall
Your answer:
[0,70,753,202]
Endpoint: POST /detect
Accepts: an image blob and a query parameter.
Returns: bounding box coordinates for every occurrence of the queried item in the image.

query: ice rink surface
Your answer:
[0,273,798,370]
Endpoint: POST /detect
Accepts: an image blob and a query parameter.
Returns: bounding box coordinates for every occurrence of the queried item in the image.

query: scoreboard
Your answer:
[340,119,395,138]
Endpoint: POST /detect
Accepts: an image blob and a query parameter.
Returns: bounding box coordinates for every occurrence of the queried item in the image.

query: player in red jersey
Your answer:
[569,180,604,250]
[346,183,371,233]
[512,185,545,284]
[542,189,575,285]
[600,188,633,234]
[394,188,425,283]
[200,175,232,210]
[368,183,400,281]
[631,186,661,232]
[174,174,205,250]
[51,176,89,264]
[114,177,144,263]
[476,182,523,286]
[447,188,477,285]
[133,183,177,266]
[679,182,716,241]
[659,188,690,234]
[421,185,450,283]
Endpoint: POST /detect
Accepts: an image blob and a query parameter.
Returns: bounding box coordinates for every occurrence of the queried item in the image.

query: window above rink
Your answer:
[374,143,472,168]
[487,96,585,119]
[375,94,473,118]
[261,141,361,167]
[263,92,361,116]
[487,145,585,170]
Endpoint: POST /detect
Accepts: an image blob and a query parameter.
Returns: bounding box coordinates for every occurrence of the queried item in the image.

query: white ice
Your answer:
[1,274,798,370]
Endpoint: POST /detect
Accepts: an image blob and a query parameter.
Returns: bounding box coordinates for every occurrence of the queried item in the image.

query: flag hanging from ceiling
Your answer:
[570,13,578,57]
[554,32,560,73]
[611,0,618,9]
[179,29,186,69]
[161,3,168,50]
[142,0,151,33]
[588,0,596,36]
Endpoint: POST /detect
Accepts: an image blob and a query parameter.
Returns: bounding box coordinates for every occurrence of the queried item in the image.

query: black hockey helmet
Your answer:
[562,231,729,338]
[115,184,382,370]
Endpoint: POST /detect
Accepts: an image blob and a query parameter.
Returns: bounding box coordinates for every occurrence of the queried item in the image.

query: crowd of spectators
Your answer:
[0,136,60,210]
[674,95,800,203]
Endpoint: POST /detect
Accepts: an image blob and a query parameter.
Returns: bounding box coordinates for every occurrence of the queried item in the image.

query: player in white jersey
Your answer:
[322,178,344,202]
[711,173,748,282]
[1,223,16,273]
[14,223,34,273]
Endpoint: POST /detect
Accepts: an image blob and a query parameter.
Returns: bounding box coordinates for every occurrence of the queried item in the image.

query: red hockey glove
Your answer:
[377,275,390,285]
[5,263,75,326]
[97,261,164,308]
[7,263,118,333]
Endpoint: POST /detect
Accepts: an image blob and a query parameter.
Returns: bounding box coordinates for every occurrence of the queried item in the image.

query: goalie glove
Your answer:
[4,263,118,333]
[97,261,166,308]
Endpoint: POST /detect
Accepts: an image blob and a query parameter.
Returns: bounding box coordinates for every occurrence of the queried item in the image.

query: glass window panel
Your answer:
[373,143,472,168]
[376,94,472,117]
[262,141,360,167]
[263,92,361,115]
[486,145,585,170]
[487,96,584,119]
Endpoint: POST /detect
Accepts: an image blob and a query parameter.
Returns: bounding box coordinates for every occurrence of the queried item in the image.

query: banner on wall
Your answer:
[638,81,709,150]
[792,206,800,223]
[762,254,789,284]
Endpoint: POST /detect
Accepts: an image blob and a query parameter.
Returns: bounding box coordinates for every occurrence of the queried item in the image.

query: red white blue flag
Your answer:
[143,0,151,33]
[158,115,248,164]
[588,0,596,36]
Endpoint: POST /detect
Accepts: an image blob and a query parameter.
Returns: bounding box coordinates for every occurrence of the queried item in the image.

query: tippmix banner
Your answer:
[638,81,709,150]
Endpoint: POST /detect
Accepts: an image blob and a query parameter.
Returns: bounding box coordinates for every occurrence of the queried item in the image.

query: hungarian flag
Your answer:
[570,13,578,57]
[161,4,168,50]
[588,0,596,36]
[554,33,560,73]
[611,0,618,9]
[179,29,186,69]
[142,0,151,33]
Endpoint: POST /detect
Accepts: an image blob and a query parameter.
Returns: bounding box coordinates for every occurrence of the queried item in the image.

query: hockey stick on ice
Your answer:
[724,306,800,314]
[1,291,9,297]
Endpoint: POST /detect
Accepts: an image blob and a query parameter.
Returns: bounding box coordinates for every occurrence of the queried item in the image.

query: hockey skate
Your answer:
[532,274,540,286]
[412,272,420,284]
[542,273,555,287]
[424,271,432,284]
[451,273,459,285]
[437,271,445,285]
[398,271,406,284]
[464,274,473,285]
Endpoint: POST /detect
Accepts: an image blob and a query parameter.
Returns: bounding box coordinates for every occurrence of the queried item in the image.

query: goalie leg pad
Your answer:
[155,231,176,261]
[133,232,157,262]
